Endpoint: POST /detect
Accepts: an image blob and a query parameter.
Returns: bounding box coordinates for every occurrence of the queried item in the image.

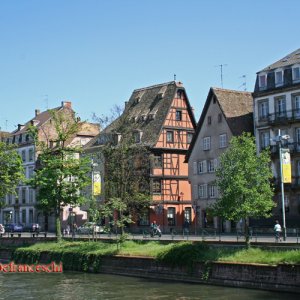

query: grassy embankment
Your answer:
[11,240,300,268]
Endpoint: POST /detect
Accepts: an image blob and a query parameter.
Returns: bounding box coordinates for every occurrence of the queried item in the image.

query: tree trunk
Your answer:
[56,208,62,242]
[244,218,250,249]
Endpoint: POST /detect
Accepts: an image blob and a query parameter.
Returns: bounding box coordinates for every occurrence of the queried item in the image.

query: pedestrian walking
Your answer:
[274,220,282,242]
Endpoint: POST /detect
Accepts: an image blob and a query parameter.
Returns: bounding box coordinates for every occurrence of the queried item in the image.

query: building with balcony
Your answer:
[186,87,253,232]
[85,81,196,233]
[254,48,300,227]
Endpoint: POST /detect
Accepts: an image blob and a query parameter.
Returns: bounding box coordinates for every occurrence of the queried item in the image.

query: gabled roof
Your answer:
[86,81,196,148]
[11,106,64,135]
[259,48,300,72]
[185,87,253,162]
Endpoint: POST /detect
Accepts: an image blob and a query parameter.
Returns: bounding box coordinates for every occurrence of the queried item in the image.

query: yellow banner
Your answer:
[93,182,101,195]
[93,172,101,195]
[282,151,291,183]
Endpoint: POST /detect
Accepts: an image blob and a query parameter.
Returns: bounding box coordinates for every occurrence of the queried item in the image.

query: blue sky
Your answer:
[0,0,299,131]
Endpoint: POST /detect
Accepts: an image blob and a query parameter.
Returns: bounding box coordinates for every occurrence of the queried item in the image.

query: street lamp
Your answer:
[272,130,290,241]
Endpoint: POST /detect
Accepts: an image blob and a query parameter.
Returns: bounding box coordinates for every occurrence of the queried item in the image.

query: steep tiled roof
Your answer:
[213,88,253,135]
[186,87,253,162]
[259,48,300,72]
[86,81,196,148]
[11,106,63,135]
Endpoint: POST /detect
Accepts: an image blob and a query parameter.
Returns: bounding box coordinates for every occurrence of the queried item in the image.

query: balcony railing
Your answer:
[257,108,300,126]
[268,142,300,155]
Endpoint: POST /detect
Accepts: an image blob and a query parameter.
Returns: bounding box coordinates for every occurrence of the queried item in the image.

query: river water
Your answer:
[0,272,298,300]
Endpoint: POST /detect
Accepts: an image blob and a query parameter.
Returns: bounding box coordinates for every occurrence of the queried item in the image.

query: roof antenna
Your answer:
[174,74,176,81]
[5,120,8,130]
[239,75,247,91]
[215,64,227,88]
[42,94,48,110]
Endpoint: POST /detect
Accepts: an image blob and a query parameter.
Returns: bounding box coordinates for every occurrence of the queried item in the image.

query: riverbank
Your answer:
[0,241,299,293]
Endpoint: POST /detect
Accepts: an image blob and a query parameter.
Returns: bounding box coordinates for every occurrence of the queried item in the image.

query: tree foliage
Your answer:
[28,110,91,240]
[211,133,275,246]
[0,141,24,207]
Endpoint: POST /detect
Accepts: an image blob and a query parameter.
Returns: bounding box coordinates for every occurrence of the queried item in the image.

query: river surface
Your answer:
[0,272,298,300]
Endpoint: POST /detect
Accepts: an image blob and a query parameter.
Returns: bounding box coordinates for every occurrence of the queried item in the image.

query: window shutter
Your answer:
[193,162,197,175]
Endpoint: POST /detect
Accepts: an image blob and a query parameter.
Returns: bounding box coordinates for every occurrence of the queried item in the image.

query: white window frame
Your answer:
[203,136,211,150]
[208,185,217,198]
[292,65,300,82]
[275,96,286,116]
[197,160,207,174]
[219,134,227,148]
[198,184,207,198]
[260,131,270,149]
[258,100,269,119]
[208,160,215,173]
[275,69,283,87]
[259,73,267,90]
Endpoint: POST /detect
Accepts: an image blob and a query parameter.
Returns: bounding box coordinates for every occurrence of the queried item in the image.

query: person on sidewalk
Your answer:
[274,220,282,242]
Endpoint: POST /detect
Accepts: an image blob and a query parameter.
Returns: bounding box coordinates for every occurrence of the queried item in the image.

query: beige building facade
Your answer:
[186,88,253,232]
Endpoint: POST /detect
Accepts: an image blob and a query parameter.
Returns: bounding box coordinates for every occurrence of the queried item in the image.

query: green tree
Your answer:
[28,110,91,241]
[0,141,24,207]
[211,133,275,247]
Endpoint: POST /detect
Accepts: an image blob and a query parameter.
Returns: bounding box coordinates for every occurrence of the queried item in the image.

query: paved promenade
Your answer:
[1,231,300,245]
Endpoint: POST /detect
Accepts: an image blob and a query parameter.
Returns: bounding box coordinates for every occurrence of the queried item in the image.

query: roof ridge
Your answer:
[212,87,252,95]
[133,81,176,92]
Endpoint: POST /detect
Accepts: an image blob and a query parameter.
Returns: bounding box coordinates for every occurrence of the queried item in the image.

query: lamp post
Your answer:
[272,130,290,241]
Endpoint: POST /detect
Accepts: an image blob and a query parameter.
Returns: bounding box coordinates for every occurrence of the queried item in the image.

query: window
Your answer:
[219,134,227,148]
[22,188,26,204]
[177,90,183,99]
[218,113,222,123]
[21,210,26,224]
[29,210,33,224]
[260,131,270,150]
[166,131,174,143]
[259,74,267,89]
[208,160,215,172]
[152,179,161,194]
[207,116,211,125]
[133,131,142,143]
[28,167,34,178]
[187,132,193,144]
[293,95,300,118]
[175,110,182,121]
[21,150,26,162]
[167,207,176,226]
[258,100,269,120]
[296,128,300,145]
[203,136,211,150]
[197,160,207,174]
[139,210,150,226]
[293,66,300,82]
[29,189,34,204]
[184,208,191,224]
[275,97,286,117]
[198,184,207,198]
[153,155,162,168]
[275,70,283,86]
[15,188,19,204]
[29,148,34,161]
[208,185,217,198]
[7,194,12,205]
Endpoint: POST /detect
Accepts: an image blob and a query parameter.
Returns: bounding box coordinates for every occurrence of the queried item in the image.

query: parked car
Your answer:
[76,222,104,234]
[5,223,24,233]
[0,224,5,234]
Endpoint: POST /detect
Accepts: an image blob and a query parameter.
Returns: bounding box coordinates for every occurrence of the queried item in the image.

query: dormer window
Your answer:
[259,73,267,90]
[275,69,283,87]
[293,66,300,83]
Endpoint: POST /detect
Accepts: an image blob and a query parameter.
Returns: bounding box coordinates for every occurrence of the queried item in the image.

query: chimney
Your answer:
[176,81,183,87]
[35,109,40,117]
[17,124,25,131]
[61,101,72,109]
[124,101,129,109]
